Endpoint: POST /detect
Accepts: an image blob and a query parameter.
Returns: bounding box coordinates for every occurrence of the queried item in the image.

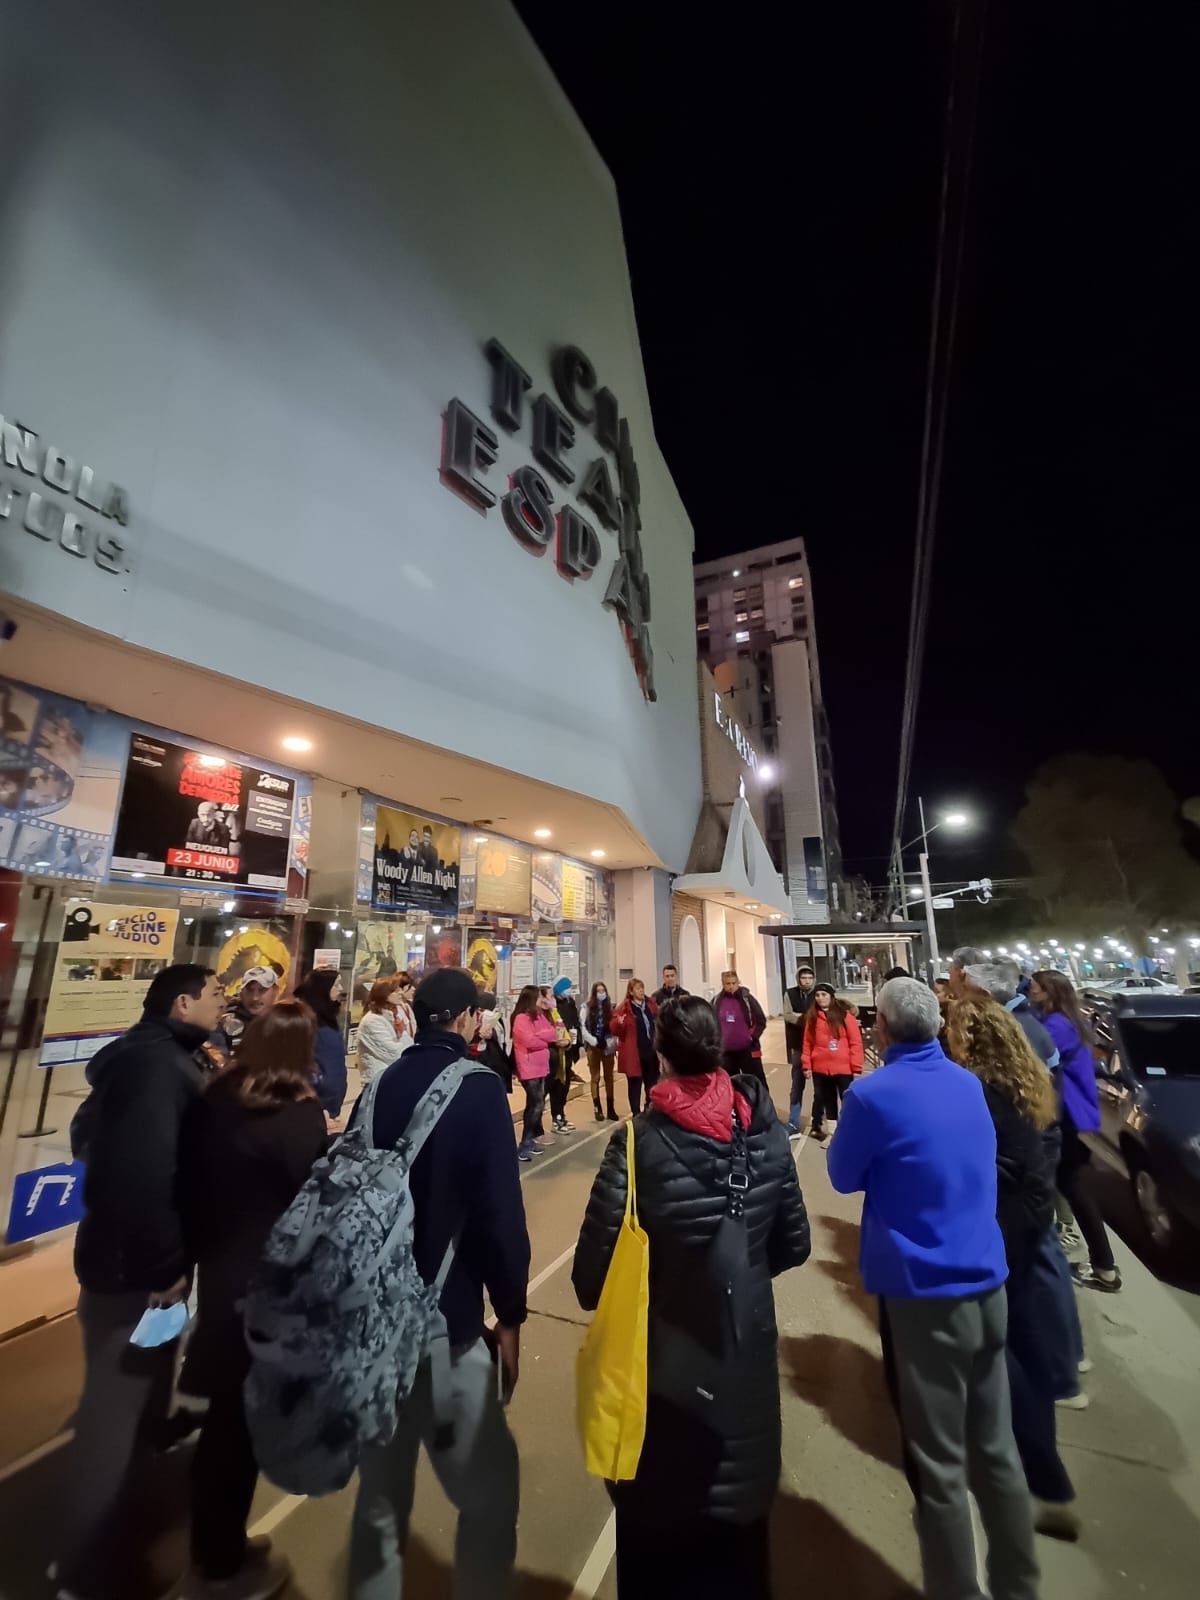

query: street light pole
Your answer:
[916,796,940,981]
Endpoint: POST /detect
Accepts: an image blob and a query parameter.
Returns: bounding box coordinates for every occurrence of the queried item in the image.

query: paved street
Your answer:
[2,1025,1198,1598]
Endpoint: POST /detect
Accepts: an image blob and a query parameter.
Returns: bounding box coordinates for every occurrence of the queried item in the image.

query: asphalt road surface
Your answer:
[1,1025,1197,1598]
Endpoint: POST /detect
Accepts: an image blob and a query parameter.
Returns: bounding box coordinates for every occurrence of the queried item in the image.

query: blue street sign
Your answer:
[6,1160,86,1245]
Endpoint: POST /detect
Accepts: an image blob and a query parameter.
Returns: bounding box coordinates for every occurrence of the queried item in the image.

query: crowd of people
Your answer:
[51,939,1113,1600]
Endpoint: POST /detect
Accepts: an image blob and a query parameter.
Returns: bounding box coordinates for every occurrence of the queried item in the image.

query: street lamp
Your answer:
[899,800,971,979]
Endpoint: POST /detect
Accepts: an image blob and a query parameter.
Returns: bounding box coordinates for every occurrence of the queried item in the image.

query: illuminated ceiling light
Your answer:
[534,828,552,840]
[328,921,339,932]
[130,870,145,878]
[282,735,313,753]
[474,835,489,844]
[732,568,741,577]
[198,755,226,769]
[591,849,606,859]
[747,902,759,910]
[757,763,776,783]
[432,925,442,935]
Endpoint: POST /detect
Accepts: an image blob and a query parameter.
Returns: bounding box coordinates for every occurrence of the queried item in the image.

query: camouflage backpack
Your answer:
[243,1050,492,1495]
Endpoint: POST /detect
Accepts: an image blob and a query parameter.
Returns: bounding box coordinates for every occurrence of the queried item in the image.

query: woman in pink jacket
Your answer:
[511,984,561,1162]
[802,982,863,1141]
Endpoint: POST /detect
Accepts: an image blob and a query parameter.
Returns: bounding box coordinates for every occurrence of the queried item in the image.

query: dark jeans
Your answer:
[789,1051,808,1126]
[614,1508,769,1600]
[1005,1255,1074,1504]
[811,1073,852,1130]
[549,1070,568,1122]
[521,1077,546,1143]
[60,1289,178,1597]
[192,1364,258,1579]
[627,1076,643,1116]
[1058,1116,1115,1272]
[723,1048,766,1086]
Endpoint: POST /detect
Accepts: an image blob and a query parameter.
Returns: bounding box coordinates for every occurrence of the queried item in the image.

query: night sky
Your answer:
[515,1,1197,883]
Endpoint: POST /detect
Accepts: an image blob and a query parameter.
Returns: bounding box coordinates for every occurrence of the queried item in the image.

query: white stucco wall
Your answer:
[0,0,700,870]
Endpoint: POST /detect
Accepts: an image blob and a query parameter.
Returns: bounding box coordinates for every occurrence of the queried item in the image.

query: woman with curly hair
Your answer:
[944,995,1080,1540]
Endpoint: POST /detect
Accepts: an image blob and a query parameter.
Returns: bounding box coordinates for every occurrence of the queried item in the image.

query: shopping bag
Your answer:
[575,1120,649,1481]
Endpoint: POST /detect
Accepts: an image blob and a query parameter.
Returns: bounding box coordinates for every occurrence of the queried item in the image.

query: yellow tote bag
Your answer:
[575,1120,650,1481]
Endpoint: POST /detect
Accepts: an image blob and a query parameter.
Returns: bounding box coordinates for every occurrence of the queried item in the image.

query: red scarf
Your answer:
[649,1070,752,1142]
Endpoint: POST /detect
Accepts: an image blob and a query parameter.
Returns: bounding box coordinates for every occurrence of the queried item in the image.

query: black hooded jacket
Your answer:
[72,1013,210,1294]
[573,1076,811,1523]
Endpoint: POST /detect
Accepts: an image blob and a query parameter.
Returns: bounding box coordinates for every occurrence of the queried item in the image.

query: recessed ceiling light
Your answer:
[282,736,313,753]
[590,849,606,859]
[474,835,489,844]
[440,796,463,805]
[747,902,759,910]
[534,828,552,839]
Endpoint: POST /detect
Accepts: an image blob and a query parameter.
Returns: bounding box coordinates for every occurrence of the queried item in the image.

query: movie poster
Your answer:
[111,734,295,891]
[536,934,559,986]
[510,937,536,990]
[424,923,464,975]
[40,901,180,1065]
[213,923,292,998]
[561,860,603,924]
[0,676,125,882]
[475,839,532,917]
[370,803,460,915]
[532,852,562,922]
[466,928,501,993]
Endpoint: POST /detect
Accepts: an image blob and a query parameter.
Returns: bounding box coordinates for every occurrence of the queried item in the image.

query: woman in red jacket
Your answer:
[802,983,863,1141]
[609,978,659,1116]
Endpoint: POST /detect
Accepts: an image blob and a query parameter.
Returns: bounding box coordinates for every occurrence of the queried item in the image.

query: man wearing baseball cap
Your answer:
[214,966,279,1059]
[349,968,530,1597]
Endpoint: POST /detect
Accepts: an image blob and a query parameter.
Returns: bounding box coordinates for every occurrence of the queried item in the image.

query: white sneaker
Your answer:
[1077,1356,1094,1374]
[1056,1390,1090,1410]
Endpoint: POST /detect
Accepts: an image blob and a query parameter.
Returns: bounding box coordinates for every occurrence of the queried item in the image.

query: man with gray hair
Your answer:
[948,945,987,997]
[828,977,1039,1600]
[964,958,1059,1070]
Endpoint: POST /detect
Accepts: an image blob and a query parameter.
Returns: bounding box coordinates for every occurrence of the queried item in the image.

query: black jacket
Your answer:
[370,1029,531,1343]
[73,1013,210,1294]
[180,1082,327,1396]
[783,984,816,1054]
[984,1083,1056,1284]
[573,1077,810,1523]
[652,983,689,1008]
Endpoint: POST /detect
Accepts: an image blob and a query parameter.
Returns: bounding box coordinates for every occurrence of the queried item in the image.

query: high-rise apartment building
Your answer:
[694,539,843,920]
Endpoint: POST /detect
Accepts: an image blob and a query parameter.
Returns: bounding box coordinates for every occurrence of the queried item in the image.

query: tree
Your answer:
[1012,755,1200,953]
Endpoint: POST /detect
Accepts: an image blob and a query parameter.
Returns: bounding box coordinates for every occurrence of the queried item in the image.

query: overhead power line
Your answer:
[888,0,990,908]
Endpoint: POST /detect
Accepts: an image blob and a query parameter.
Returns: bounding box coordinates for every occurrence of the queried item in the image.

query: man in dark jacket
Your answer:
[57,963,225,1600]
[652,963,688,1007]
[782,965,817,1134]
[573,995,810,1593]
[711,970,767,1084]
[349,968,530,1598]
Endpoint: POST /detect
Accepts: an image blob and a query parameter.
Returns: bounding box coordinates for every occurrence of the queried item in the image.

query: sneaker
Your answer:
[1034,1500,1082,1542]
[1072,1264,1122,1293]
[553,1116,575,1133]
[788,1127,803,1141]
[181,1552,292,1600]
[1077,1356,1094,1375]
[1057,1221,1084,1253]
[1055,1390,1090,1410]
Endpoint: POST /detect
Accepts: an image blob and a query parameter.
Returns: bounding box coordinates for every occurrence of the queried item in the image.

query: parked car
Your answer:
[1083,994,1200,1260]
[1084,976,1181,999]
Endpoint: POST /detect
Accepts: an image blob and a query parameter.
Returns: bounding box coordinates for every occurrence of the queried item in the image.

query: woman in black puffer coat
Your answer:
[573,995,811,1599]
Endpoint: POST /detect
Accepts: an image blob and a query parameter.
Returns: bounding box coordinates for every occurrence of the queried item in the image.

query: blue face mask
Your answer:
[596,989,607,1000]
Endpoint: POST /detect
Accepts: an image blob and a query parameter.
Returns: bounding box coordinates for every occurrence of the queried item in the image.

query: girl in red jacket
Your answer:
[802,983,863,1141]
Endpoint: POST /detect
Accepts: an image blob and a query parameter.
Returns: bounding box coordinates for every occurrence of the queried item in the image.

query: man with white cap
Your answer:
[215,966,279,1059]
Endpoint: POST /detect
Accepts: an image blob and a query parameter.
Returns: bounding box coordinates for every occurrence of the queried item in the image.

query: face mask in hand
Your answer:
[129,1302,189,1348]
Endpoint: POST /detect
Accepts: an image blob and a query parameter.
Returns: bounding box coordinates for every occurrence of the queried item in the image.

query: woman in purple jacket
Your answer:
[1030,971,1121,1293]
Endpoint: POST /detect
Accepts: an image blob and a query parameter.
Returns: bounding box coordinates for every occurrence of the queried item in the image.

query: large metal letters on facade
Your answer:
[0,416,130,575]
[440,342,656,701]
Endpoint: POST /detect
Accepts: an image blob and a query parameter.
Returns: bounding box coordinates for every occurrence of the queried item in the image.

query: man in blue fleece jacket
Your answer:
[828,977,1039,1600]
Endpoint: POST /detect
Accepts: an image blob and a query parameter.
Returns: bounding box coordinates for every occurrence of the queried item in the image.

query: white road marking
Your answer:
[570,1509,617,1597]
[527,1241,579,1298]
[249,1492,306,1538]
[0,1427,71,1485]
